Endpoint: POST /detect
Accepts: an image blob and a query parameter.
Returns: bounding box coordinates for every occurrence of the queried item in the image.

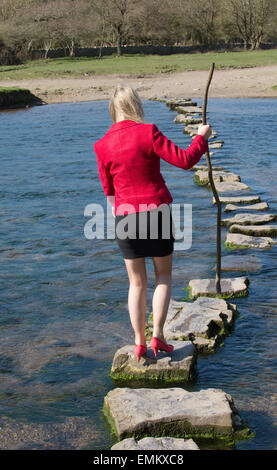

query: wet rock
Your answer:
[183,124,199,134]
[110,341,196,383]
[190,163,222,171]
[167,100,197,110]
[104,387,250,441]
[229,224,277,237]
[148,96,168,102]
[194,170,240,186]
[225,233,275,249]
[175,105,202,114]
[213,195,261,204]
[213,255,262,272]
[222,213,276,226]
[154,297,237,353]
[214,181,250,192]
[188,277,249,299]
[224,202,269,212]
[209,140,224,148]
[111,437,199,450]
[174,115,202,124]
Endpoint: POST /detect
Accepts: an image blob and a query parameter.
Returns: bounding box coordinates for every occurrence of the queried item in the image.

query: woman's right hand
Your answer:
[198,124,212,141]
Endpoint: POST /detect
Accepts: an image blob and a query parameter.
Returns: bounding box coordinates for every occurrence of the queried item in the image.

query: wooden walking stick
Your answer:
[202,63,222,294]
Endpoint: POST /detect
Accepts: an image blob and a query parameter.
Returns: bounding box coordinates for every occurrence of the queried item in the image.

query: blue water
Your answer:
[0,98,276,449]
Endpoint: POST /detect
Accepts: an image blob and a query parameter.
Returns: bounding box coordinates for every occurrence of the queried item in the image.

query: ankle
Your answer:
[152,332,165,342]
[135,337,146,346]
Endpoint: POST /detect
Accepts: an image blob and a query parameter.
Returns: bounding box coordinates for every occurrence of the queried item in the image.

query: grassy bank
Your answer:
[0,86,44,109]
[0,49,276,80]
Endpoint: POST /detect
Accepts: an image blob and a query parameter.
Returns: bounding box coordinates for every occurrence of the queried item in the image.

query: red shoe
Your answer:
[133,344,147,362]
[150,337,174,357]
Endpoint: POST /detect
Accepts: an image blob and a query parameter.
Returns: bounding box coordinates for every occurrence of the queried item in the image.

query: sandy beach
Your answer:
[1,64,276,104]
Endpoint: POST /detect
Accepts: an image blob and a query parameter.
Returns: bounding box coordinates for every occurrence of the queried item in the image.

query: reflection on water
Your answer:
[0,98,276,449]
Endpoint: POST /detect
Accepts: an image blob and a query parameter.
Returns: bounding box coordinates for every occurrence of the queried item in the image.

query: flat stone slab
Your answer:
[190,164,224,171]
[214,181,250,192]
[194,170,240,186]
[224,202,269,212]
[225,233,275,249]
[175,105,202,114]
[229,224,277,237]
[111,437,199,450]
[188,277,249,299]
[209,141,224,148]
[213,255,262,272]
[183,124,199,134]
[222,213,276,226]
[174,114,202,124]
[110,341,196,383]
[213,195,261,204]
[167,99,196,109]
[154,297,237,353]
[104,387,250,441]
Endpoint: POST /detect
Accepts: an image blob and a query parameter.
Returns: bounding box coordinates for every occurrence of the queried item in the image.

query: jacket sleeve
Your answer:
[94,143,115,205]
[152,124,208,170]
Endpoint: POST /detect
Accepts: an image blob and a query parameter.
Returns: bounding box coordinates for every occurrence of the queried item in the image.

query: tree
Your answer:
[181,0,221,46]
[92,0,140,56]
[229,0,271,49]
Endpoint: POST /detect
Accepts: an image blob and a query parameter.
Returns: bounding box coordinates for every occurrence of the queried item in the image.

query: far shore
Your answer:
[0,65,276,105]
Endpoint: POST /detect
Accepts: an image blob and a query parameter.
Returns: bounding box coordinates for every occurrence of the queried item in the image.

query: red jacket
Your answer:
[94,119,208,215]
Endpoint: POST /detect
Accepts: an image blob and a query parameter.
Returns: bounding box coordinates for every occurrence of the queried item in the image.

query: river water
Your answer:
[0,98,276,449]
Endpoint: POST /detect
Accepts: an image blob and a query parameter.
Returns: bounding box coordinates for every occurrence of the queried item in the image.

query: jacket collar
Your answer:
[107,120,140,134]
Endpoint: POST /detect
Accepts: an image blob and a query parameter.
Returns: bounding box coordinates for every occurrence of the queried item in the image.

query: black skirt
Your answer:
[115,203,175,259]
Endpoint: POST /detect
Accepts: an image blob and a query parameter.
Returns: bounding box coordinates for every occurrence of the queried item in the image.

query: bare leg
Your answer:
[124,257,147,346]
[151,253,172,342]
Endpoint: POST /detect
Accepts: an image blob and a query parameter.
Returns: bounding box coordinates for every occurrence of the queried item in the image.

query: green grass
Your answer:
[0,49,277,80]
[0,86,29,93]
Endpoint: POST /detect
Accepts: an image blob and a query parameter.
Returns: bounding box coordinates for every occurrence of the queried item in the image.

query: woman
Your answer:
[94,86,211,362]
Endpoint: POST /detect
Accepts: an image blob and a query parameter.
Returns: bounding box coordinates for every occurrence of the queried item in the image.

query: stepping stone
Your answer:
[103,387,251,442]
[110,341,196,383]
[175,105,203,114]
[194,170,240,186]
[229,224,277,237]
[167,100,197,110]
[149,297,237,353]
[225,233,275,249]
[174,115,202,124]
[224,202,269,212]
[214,181,250,192]
[213,195,261,204]
[222,213,276,226]
[190,164,225,171]
[183,124,199,133]
[213,255,262,272]
[111,437,199,450]
[149,96,168,102]
[210,141,224,148]
[188,277,249,299]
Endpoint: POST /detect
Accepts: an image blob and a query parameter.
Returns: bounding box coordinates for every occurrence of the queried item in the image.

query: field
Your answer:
[1,49,277,80]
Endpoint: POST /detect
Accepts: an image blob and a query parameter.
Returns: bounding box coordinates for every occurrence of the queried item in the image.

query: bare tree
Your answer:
[178,0,221,46]
[229,0,271,49]
[92,0,140,56]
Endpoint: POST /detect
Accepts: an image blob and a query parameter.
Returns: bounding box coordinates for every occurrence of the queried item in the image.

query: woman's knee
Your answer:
[129,276,147,289]
[155,273,172,286]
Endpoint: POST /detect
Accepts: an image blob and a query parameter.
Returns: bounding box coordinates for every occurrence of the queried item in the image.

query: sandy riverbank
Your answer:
[0,65,276,104]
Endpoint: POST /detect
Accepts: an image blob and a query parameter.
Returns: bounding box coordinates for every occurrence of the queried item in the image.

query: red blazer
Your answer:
[94,120,208,215]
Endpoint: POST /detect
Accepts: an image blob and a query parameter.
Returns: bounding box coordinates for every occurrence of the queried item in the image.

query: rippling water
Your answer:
[0,98,276,449]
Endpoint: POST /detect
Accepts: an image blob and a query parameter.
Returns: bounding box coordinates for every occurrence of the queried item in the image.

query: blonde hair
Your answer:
[109,85,145,123]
